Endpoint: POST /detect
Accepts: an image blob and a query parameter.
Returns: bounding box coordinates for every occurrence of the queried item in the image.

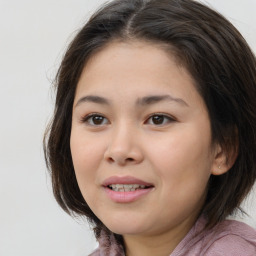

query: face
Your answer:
[70,41,219,238]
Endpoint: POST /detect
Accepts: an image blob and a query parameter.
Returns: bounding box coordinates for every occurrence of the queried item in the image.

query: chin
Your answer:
[101,215,152,236]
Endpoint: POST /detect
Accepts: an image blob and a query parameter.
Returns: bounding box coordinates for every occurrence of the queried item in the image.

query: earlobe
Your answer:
[211,143,238,176]
[211,163,229,176]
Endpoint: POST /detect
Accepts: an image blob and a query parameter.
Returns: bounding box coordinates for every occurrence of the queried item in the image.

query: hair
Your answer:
[44,0,256,246]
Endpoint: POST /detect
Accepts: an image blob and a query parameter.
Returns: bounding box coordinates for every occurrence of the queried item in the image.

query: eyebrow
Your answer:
[75,95,110,107]
[136,95,189,107]
[75,94,188,108]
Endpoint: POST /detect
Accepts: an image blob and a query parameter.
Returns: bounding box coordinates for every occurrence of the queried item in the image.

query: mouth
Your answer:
[102,176,154,203]
[107,184,153,192]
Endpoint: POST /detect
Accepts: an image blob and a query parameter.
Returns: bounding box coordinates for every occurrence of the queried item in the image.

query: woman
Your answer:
[44,0,256,255]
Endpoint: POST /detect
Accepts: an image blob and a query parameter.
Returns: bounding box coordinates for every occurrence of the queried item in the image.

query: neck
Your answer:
[123,214,199,256]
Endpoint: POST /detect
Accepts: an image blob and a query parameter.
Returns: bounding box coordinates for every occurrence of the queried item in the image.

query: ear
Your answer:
[211,143,238,176]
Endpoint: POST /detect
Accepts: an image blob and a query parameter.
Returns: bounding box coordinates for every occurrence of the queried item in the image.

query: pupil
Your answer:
[93,116,103,124]
[153,115,163,124]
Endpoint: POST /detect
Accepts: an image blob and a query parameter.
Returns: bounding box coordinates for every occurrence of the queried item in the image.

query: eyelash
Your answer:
[80,113,176,126]
[80,113,109,126]
[145,113,176,126]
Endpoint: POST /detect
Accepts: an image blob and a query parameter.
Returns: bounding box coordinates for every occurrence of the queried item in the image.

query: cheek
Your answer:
[70,130,105,190]
[146,131,212,221]
[70,134,103,213]
[71,128,104,166]
[148,126,213,188]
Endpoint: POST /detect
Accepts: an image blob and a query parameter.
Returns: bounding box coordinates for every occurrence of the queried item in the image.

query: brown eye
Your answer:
[83,114,109,126]
[92,116,105,125]
[146,114,175,126]
[152,115,164,125]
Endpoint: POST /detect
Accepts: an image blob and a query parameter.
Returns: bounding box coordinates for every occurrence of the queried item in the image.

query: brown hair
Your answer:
[44,0,256,245]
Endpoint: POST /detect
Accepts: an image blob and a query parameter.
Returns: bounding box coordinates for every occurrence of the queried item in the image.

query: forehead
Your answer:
[74,40,204,109]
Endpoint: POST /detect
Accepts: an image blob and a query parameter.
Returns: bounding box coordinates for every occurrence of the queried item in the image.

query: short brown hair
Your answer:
[44,0,256,244]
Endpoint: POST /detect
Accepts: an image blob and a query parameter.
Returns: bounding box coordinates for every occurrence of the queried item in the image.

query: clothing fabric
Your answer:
[89,216,256,256]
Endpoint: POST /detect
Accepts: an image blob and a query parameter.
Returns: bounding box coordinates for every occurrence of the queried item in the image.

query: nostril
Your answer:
[126,157,134,162]
[107,157,115,163]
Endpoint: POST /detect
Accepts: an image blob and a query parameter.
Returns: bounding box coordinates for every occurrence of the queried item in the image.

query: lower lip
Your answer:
[104,187,154,203]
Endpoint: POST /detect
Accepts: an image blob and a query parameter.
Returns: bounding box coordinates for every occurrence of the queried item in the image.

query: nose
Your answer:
[104,124,144,166]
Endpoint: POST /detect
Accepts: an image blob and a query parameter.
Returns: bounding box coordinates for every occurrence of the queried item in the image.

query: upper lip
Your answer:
[102,176,154,187]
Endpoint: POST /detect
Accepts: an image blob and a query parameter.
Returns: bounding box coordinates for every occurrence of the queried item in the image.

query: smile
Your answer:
[103,176,154,203]
[108,184,148,192]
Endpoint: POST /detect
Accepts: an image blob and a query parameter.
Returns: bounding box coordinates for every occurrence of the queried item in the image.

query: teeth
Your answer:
[109,184,147,192]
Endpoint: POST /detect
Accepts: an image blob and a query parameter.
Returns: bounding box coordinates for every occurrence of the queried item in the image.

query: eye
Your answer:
[82,114,109,126]
[146,114,175,125]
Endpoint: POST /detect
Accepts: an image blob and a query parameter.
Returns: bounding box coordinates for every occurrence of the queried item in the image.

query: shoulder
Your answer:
[205,234,256,256]
[172,216,256,256]
[203,219,256,256]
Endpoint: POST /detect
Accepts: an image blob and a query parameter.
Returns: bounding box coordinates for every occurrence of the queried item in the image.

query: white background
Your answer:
[0,0,255,255]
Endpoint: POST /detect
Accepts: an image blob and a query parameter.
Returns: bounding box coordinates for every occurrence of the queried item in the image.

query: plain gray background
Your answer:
[0,0,255,255]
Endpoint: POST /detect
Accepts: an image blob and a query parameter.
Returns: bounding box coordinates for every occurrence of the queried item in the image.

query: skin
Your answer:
[70,41,228,256]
